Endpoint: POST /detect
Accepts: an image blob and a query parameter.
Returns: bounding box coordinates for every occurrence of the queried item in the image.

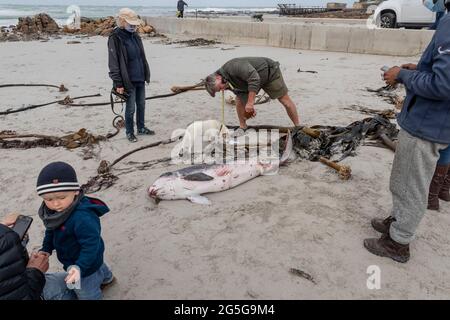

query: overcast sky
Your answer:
[0,0,356,7]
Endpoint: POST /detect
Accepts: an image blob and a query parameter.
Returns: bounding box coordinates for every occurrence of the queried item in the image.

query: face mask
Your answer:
[125,24,137,33]
[424,0,446,12]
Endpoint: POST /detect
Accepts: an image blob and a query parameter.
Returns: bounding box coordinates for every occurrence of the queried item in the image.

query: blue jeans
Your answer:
[125,82,146,135]
[43,263,113,300]
[438,145,450,165]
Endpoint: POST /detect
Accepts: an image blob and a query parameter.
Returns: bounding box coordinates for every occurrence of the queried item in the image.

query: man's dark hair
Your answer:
[204,73,218,97]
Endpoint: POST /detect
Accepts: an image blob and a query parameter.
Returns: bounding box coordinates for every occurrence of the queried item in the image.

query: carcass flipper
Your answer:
[183,173,215,181]
[187,195,211,205]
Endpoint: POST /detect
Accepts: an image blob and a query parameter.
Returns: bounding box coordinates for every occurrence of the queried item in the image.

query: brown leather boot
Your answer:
[371,216,396,234]
[363,233,410,263]
[439,166,450,202]
[427,165,449,211]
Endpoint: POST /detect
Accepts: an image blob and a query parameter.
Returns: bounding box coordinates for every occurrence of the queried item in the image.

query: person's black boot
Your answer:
[364,234,410,263]
[428,164,449,211]
[137,127,155,135]
[371,216,396,234]
[439,166,450,202]
[127,133,138,142]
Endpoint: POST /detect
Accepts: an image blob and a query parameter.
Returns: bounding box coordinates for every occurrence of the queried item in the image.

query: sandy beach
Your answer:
[1,34,450,300]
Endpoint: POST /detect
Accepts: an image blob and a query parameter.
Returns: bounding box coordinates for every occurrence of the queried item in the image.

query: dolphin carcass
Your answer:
[148,132,293,205]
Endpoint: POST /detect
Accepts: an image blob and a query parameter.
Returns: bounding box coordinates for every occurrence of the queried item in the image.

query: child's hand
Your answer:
[38,251,50,258]
[65,266,81,285]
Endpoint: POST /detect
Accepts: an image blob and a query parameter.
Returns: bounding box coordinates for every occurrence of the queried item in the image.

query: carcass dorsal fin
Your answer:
[183,172,214,181]
[187,195,211,205]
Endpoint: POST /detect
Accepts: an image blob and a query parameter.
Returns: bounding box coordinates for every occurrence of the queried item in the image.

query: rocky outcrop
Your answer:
[16,13,60,34]
[62,16,155,37]
[63,16,115,36]
[1,13,157,42]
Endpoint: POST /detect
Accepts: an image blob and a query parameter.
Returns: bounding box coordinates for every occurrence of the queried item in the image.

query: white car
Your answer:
[373,0,436,28]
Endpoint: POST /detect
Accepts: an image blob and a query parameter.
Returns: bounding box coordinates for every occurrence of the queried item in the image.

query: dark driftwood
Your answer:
[97,135,182,174]
[319,157,352,180]
[66,87,205,107]
[378,133,397,151]
[0,83,68,92]
[1,83,204,113]
[226,124,321,138]
[0,94,101,116]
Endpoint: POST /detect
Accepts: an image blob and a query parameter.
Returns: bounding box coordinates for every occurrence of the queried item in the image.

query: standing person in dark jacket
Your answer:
[177,0,188,18]
[204,57,300,133]
[36,162,115,300]
[364,0,450,263]
[108,8,154,143]
[0,214,48,300]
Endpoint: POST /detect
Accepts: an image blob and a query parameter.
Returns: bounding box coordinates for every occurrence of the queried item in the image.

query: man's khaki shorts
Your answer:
[236,68,288,105]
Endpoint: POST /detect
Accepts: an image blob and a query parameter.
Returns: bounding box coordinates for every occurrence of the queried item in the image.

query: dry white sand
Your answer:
[1,35,450,299]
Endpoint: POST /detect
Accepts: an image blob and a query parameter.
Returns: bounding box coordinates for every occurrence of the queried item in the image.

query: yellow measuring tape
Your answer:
[221,90,225,126]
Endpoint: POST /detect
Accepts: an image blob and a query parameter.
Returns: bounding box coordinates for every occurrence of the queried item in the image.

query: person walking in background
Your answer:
[108,8,154,143]
[177,0,188,18]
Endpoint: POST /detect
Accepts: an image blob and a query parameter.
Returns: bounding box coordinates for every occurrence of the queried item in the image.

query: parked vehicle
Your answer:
[373,0,435,28]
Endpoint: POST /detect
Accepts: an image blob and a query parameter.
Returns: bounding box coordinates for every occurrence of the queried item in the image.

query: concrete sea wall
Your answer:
[144,17,434,56]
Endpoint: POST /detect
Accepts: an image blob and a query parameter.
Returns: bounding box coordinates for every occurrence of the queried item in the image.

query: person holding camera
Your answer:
[108,8,154,143]
[364,0,450,263]
[0,214,49,300]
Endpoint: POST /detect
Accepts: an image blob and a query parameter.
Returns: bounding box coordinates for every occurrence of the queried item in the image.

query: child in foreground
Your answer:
[37,161,114,300]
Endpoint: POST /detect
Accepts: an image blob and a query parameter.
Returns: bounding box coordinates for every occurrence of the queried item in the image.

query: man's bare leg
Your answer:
[278,94,300,126]
[235,96,248,129]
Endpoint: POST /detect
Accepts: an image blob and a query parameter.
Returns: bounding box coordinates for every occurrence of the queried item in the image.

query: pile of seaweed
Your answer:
[291,115,398,162]
[0,128,109,150]
[165,38,221,47]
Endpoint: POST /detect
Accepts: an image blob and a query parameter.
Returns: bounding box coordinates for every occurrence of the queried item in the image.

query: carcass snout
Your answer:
[148,186,159,198]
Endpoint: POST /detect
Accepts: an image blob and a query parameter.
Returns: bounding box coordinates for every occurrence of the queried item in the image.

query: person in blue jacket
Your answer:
[36,162,115,300]
[364,0,450,263]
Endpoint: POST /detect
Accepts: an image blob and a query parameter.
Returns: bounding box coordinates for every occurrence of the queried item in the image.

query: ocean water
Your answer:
[0,4,279,27]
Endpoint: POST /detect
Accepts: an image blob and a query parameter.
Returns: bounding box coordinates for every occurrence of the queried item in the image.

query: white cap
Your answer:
[118,8,144,26]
